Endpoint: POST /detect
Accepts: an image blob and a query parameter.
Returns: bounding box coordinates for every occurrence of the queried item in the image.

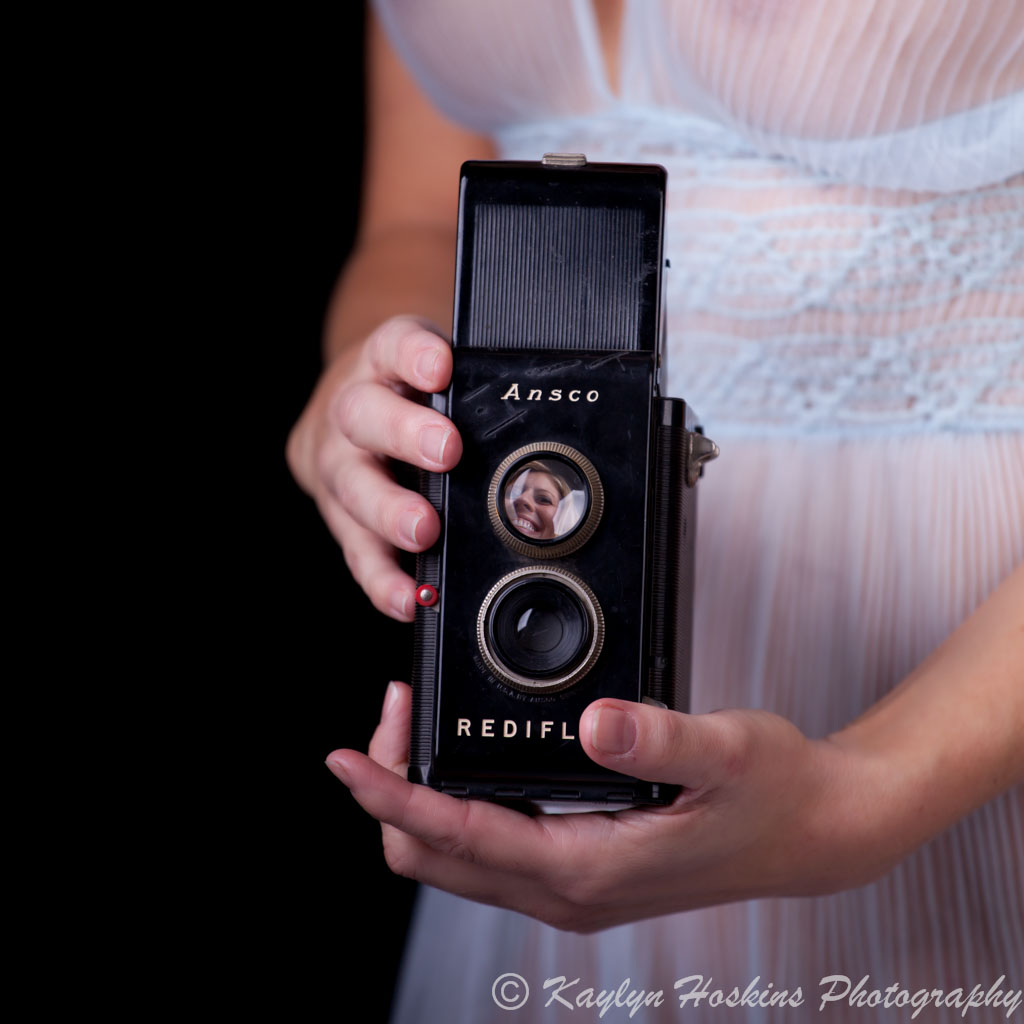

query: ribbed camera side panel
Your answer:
[648,408,696,713]
[409,470,444,771]
[467,204,644,350]
[674,477,696,714]
[410,598,438,768]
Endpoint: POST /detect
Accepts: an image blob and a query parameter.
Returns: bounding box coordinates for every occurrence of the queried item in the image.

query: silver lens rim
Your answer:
[488,442,604,559]
[477,567,605,694]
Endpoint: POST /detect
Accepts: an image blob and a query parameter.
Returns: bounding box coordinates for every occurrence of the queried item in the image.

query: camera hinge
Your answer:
[687,432,720,487]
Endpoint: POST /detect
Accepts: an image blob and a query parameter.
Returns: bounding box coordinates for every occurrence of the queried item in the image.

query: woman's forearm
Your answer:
[320,9,493,367]
[323,224,458,365]
[826,559,1024,867]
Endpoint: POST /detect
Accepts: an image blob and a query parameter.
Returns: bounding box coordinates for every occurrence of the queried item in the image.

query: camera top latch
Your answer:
[541,152,587,168]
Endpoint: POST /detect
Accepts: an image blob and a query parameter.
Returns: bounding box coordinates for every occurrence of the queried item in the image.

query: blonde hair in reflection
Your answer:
[515,461,571,500]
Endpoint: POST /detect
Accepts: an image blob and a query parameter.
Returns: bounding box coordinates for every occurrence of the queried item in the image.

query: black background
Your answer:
[248,4,418,1019]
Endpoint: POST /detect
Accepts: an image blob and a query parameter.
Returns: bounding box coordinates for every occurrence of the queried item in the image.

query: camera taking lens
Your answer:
[478,568,604,693]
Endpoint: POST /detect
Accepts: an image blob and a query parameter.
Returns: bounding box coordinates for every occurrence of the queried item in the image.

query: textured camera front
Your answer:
[434,349,655,778]
[469,204,644,350]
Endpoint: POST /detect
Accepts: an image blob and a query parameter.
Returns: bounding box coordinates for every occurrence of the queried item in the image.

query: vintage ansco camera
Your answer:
[410,154,717,807]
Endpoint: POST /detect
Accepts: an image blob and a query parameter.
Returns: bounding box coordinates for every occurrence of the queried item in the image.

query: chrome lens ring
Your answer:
[477,567,605,693]
[488,442,604,558]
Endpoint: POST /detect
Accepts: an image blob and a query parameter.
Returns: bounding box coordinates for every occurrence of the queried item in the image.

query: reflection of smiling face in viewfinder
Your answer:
[509,470,563,540]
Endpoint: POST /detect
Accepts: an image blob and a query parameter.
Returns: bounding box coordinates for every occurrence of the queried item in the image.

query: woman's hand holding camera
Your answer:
[286,316,461,621]
[286,9,493,620]
[325,567,1022,932]
[325,682,893,932]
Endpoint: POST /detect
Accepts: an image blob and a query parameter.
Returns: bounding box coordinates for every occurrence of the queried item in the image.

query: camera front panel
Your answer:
[418,347,662,796]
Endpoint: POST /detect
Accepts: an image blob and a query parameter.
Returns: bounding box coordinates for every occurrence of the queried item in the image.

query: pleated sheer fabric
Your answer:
[372,2,1024,1020]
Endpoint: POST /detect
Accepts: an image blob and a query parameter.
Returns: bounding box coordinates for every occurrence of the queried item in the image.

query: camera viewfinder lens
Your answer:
[489,443,605,559]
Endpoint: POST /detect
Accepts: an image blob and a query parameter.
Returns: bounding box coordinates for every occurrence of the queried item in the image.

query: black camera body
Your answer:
[409,156,716,807]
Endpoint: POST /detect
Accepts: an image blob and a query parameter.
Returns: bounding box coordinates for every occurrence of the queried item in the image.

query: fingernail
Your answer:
[590,707,636,755]
[415,349,440,386]
[419,425,453,466]
[325,755,352,786]
[399,509,424,547]
[382,681,401,717]
[390,590,412,620]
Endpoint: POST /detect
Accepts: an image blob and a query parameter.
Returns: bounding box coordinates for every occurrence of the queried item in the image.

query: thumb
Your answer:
[578,699,750,791]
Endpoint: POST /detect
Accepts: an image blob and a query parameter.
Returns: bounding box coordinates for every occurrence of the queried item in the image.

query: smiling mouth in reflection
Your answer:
[512,517,539,533]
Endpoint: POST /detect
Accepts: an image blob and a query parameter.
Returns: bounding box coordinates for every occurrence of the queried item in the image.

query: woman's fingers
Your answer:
[319,497,417,620]
[363,315,453,393]
[332,379,461,473]
[329,451,440,554]
[326,749,562,877]
[578,700,767,792]
[376,825,595,928]
[357,683,586,925]
[368,681,413,773]
[288,317,462,618]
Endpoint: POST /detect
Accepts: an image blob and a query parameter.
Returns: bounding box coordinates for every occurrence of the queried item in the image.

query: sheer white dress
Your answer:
[372,2,1024,1020]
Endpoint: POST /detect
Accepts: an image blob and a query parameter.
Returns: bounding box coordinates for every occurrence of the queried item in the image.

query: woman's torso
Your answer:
[374,0,1024,437]
[376,7,1024,1018]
